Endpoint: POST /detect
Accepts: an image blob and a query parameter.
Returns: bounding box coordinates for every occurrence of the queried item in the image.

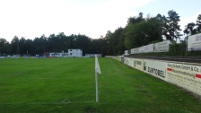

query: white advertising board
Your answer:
[143,44,154,53]
[143,59,167,81]
[122,57,201,96]
[124,57,130,66]
[133,58,144,71]
[154,40,171,52]
[131,48,140,54]
[116,56,122,62]
[167,63,201,95]
[138,46,144,53]
[127,58,133,67]
[188,33,201,51]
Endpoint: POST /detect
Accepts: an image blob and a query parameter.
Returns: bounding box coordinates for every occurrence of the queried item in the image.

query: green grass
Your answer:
[0,58,201,113]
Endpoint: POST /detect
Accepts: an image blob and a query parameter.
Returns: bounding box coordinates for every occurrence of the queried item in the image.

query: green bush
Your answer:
[168,41,187,56]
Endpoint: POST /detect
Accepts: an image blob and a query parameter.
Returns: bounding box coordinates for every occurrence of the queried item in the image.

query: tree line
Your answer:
[0,10,201,56]
[0,33,107,56]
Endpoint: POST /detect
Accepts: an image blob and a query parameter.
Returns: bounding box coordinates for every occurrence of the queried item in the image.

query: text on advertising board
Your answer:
[147,67,165,78]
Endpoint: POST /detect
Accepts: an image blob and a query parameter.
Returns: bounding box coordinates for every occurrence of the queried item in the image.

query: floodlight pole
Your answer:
[95,70,99,102]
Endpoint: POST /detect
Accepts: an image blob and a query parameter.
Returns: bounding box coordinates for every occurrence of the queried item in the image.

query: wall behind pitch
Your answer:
[123,57,201,96]
[167,62,201,95]
[133,58,144,71]
[124,57,133,67]
[188,33,201,51]
[143,59,167,81]
[124,58,167,81]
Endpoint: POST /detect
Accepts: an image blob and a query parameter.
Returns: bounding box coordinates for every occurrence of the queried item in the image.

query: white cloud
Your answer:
[179,10,201,31]
[178,10,201,41]
[0,0,156,42]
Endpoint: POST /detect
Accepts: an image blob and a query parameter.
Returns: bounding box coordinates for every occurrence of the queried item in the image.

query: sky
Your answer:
[0,0,201,42]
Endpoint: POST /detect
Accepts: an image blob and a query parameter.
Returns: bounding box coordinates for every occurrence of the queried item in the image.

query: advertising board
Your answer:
[188,33,201,51]
[141,44,154,53]
[133,58,144,71]
[143,59,167,81]
[124,57,133,67]
[123,57,201,96]
[167,63,201,95]
[124,57,129,65]
[131,48,140,54]
[154,40,171,52]
[127,58,133,67]
[138,46,144,53]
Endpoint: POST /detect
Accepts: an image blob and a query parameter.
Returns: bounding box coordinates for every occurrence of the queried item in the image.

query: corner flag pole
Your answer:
[95,68,99,102]
[95,55,101,102]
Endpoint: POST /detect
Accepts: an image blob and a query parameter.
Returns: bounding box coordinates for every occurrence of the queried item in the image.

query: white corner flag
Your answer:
[95,55,101,102]
[95,55,101,74]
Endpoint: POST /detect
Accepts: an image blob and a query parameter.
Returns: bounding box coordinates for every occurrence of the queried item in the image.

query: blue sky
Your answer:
[0,0,201,42]
[135,0,201,19]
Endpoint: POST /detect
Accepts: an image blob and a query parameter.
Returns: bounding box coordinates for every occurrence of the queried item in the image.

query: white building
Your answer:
[44,49,83,58]
[46,52,68,57]
[68,49,83,57]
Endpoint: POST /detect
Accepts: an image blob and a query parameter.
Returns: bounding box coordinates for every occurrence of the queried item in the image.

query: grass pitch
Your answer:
[0,58,201,113]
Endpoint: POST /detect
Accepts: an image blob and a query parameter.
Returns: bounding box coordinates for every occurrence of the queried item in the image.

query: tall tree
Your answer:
[196,14,201,33]
[0,38,10,55]
[90,38,107,56]
[19,37,27,55]
[125,17,163,49]
[115,28,126,55]
[183,22,197,36]
[124,23,137,49]
[25,39,34,56]
[11,36,20,55]
[110,27,125,55]
[73,34,91,54]
[166,10,182,41]
[104,30,113,55]
[156,13,171,40]
[127,12,144,25]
